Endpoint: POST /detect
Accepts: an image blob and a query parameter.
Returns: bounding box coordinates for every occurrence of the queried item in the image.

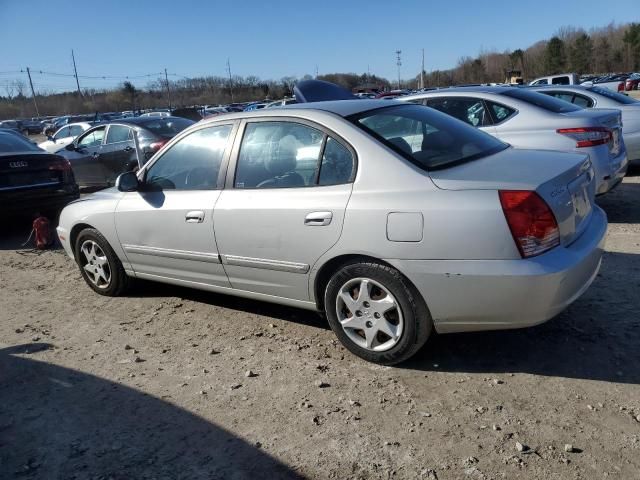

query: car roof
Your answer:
[201,100,400,123]
[107,116,188,126]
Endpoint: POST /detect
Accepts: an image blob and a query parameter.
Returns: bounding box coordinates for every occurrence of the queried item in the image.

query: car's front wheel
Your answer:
[324,260,432,365]
[75,228,129,296]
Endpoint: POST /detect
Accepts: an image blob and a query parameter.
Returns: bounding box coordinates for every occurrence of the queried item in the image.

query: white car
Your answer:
[140,111,171,118]
[37,122,93,153]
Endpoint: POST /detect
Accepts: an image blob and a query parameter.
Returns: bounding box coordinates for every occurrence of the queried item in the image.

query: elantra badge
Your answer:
[9,161,28,168]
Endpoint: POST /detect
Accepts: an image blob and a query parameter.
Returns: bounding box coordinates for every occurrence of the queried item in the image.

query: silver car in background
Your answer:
[56,100,606,365]
[531,84,640,163]
[400,86,628,195]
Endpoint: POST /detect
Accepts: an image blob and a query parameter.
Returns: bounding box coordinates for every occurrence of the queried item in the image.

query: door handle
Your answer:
[185,211,205,223]
[124,146,133,152]
[304,211,332,226]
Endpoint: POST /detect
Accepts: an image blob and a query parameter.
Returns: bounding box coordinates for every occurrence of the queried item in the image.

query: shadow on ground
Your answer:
[402,251,640,385]
[0,343,303,479]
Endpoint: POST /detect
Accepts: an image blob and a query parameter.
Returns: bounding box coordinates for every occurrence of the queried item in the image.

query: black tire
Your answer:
[74,228,129,296]
[324,260,432,365]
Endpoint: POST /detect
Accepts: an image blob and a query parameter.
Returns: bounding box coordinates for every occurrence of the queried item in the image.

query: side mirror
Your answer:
[65,143,76,151]
[47,135,53,141]
[116,171,140,192]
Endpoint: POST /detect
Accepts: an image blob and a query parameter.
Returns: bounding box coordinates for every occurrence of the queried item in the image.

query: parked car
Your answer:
[581,74,627,92]
[57,99,606,365]
[0,129,78,217]
[400,86,628,195]
[140,111,171,118]
[58,116,194,187]
[43,115,94,136]
[17,118,44,135]
[531,85,640,163]
[264,98,298,108]
[37,122,94,153]
[244,103,269,111]
[529,73,580,86]
[625,73,640,91]
[0,121,26,136]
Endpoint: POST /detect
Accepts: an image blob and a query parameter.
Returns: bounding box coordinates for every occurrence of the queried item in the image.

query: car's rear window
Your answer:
[0,131,40,152]
[350,104,507,170]
[139,117,195,138]
[501,89,581,113]
[588,86,639,105]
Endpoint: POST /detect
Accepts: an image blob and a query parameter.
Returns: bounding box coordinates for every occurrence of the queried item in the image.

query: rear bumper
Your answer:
[624,130,640,163]
[0,185,79,217]
[596,150,628,195]
[386,206,607,334]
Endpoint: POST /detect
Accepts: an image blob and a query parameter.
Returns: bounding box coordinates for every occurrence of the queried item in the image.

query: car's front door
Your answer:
[114,122,236,287]
[100,124,137,185]
[214,119,356,301]
[66,126,107,186]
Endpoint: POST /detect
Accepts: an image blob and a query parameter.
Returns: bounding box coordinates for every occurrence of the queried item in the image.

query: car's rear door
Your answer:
[114,122,237,288]
[213,118,356,301]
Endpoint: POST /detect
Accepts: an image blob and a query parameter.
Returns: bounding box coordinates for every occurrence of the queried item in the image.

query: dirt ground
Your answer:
[1,170,639,480]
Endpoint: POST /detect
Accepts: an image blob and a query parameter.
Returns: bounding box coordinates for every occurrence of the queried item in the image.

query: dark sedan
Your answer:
[0,130,79,218]
[59,116,194,187]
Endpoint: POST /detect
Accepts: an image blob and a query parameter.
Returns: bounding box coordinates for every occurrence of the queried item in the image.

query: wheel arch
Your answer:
[69,222,95,259]
[313,254,420,312]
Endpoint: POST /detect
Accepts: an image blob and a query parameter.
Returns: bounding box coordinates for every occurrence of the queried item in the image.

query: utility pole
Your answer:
[164,68,172,109]
[25,67,39,117]
[420,48,425,89]
[226,58,234,102]
[71,49,82,97]
[395,50,402,90]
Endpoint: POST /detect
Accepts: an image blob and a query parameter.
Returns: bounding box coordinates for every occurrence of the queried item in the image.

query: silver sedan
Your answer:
[400,86,628,195]
[56,100,606,364]
[530,84,640,163]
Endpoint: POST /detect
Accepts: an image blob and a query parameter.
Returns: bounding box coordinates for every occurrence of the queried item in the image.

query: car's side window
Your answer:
[572,94,594,108]
[552,76,570,85]
[318,137,354,186]
[105,125,132,144]
[145,124,232,191]
[69,125,84,137]
[78,127,106,148]
[235,121,325,189]
[54,126,70,140]
[427,97,491,127]
[485,101,516,124]
[550,92,575,104]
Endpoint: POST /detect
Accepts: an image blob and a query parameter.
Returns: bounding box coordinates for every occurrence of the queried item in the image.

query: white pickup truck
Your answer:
[529,73,626,92]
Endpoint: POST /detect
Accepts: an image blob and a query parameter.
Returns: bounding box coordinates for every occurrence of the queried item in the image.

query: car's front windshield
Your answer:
[350,104,508,170]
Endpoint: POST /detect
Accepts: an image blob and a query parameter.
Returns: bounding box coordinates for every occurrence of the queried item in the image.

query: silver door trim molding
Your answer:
[222,254,310,274]
[122,244,221,264]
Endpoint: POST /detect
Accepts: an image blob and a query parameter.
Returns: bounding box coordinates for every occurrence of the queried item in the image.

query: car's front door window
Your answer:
[78,127,106,148]
[54,126,70,140]
[145,124,232,190]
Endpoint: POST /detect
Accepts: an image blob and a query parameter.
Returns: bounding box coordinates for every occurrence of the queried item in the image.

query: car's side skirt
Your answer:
[131,271,319,311]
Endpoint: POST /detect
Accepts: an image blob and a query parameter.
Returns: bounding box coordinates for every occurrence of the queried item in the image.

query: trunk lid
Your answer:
[429,147,596,246]
[0,152,68,191]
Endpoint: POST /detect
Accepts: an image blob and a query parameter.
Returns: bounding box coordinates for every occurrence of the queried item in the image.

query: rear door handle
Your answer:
[185,211,205,223]
[304,211,332,226]
[124,146,133,152]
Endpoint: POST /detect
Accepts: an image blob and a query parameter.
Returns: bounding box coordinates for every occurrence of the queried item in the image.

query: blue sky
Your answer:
[0,0,638,93]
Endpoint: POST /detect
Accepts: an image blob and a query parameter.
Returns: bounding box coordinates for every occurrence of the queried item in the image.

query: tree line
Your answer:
[1,22,638,120]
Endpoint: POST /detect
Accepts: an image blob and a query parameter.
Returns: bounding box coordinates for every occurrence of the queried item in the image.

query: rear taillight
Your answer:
[149,140,168,152]
[49,158,72,172]
[499,190,560,258]
[617,82,624,92]
[557,127,612,148]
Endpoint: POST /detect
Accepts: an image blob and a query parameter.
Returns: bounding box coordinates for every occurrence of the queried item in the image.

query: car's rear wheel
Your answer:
[75,228,129,296]
[324,260,432,365]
